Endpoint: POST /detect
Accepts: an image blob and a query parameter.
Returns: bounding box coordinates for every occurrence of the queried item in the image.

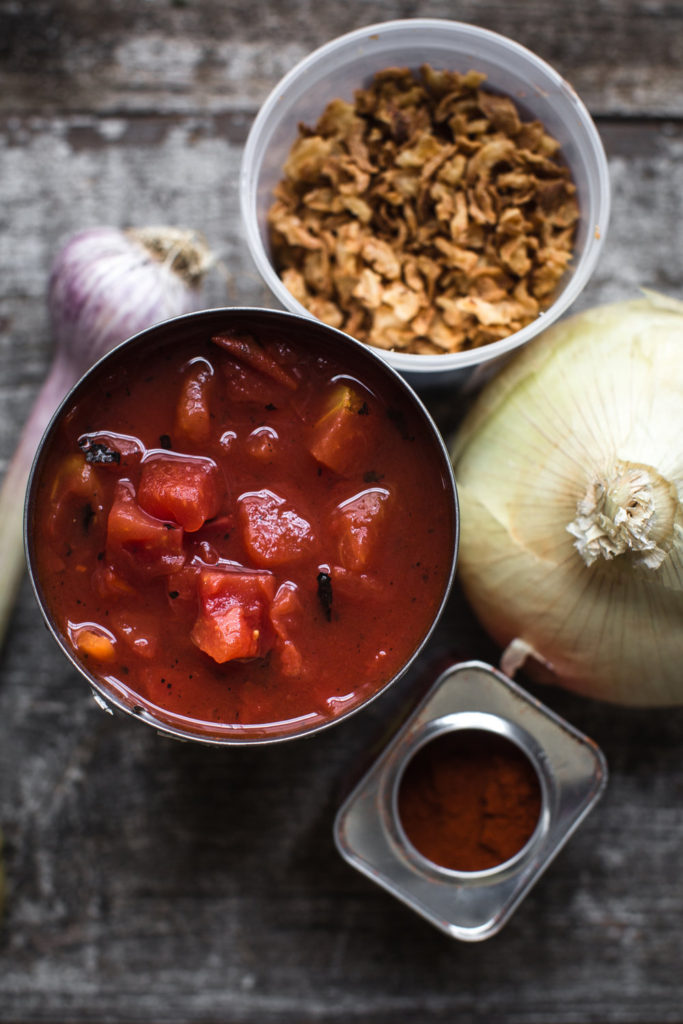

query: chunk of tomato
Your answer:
[270,581,304,677]
[78,432,144,472]
[166,564,201,606]
[309,384,370,476]
[46,454,104,538]
[220,360,270,404]
[92,563,137,599]
[175,359,215,444]
[238,489,317,568]
[137,455,221,532]
[331,487,391,570]
[212,331,299,390]
[191,567,276,664]
[110,611,160,661]
[106,479,185,579]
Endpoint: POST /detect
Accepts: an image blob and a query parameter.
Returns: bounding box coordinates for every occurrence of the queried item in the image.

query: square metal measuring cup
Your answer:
[334,660,608,941]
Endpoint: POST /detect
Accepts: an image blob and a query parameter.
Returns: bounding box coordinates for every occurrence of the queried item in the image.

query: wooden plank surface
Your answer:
[1,1,683,1021]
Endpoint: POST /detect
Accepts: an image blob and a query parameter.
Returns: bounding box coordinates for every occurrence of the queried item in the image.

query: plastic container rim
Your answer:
[240,17,611,376]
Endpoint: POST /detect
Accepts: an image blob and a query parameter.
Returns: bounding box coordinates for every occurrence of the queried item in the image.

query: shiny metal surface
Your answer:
[24,307,459,746]
[334,660,607,940]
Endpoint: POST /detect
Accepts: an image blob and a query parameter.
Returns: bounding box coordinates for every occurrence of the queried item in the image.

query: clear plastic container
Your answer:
[240,19,611,390]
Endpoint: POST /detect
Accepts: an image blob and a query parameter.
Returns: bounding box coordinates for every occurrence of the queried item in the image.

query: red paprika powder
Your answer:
[397,728,542,872]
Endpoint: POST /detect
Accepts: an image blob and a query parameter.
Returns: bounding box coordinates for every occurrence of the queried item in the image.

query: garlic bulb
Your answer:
[48,226,214,373]
[450,293,683,706]
[0,225,214,648]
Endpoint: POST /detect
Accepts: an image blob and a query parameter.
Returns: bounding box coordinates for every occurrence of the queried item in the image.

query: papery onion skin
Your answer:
[450,294,683,707]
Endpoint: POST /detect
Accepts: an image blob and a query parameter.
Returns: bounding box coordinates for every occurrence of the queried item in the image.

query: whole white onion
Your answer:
[450,293,683,706]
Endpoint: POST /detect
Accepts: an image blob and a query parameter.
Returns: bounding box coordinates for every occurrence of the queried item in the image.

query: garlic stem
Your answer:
[0,224,215,651]
[125,227,214,289]
[0,358,75,641]
[567,460,676,570]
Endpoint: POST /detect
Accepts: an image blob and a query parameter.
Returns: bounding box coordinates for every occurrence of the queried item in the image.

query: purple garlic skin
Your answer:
[48,226,212,375]
[0,225,213,649]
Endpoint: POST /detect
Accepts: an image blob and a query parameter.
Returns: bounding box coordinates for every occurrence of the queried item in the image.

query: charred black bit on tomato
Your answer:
[363,469,384,483]
[79,437,121,464]
[168,590,179,600]
[159,434,173,450]
[317,571,333,622]
[386,407,415,442]
[357,401,369,416]
[265,402,277,411]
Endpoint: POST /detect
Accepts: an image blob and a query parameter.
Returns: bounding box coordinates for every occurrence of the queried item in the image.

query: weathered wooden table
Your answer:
[1,2,682,1021]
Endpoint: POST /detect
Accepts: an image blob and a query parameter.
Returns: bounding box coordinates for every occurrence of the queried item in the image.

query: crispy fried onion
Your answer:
[268,66,579,354]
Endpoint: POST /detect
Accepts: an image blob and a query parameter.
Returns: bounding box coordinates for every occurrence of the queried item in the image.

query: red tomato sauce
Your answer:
[31,324,455,740]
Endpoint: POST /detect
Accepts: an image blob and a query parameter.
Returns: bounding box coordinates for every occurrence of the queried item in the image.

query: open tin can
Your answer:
[334,660,607,941]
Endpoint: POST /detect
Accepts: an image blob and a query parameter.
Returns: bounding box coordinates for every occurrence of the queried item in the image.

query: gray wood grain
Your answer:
[1,1,683,1021]
[2,0,682,116]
